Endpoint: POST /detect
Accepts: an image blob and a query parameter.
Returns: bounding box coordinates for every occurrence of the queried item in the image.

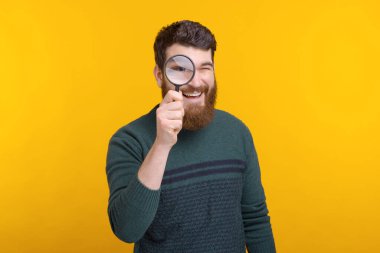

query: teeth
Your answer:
[184,92,201,97]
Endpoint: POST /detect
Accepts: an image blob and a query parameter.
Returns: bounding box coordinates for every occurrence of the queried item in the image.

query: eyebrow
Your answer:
[200,62,214,68]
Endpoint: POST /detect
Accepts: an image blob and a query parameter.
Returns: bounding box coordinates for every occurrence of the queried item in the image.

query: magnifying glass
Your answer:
[164,55,195,92]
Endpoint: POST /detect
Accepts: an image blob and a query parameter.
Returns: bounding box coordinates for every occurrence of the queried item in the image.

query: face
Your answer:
[156,44,217,131]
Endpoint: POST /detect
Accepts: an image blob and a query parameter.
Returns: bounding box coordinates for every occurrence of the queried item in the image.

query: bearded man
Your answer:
[106,20,276,253]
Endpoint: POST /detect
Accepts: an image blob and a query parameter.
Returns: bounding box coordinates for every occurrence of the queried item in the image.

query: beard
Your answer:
[161,80,217,131]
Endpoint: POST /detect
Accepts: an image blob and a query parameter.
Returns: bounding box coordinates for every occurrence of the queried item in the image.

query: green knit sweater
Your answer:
[106,105,276,253]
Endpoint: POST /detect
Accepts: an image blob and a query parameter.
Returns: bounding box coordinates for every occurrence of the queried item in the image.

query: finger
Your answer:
[169,120,183,132]
[162,101,184,111]
[163,110,184,120]
[161,90,183,104]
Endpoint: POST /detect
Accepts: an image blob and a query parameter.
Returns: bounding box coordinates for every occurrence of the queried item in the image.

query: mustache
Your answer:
[180,85,209,93]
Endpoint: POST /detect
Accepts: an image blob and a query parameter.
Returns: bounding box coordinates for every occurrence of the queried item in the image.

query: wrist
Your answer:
[153,138,175,151]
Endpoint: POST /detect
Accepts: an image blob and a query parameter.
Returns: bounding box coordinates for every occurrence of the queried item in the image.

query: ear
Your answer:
[153,65,163,88]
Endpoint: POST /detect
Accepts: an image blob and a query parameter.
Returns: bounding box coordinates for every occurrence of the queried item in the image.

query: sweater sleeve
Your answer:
[106,131,161,243]
[241,126,276,253]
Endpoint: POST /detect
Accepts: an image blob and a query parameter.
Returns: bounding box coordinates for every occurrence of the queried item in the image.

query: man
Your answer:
[106,20,276,252]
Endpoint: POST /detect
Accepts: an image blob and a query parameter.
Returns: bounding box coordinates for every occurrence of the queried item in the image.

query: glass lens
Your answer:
[165,55,194,85]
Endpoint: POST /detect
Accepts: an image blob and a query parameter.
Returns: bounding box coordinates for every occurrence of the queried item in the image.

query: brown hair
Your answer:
[153,20,217,70]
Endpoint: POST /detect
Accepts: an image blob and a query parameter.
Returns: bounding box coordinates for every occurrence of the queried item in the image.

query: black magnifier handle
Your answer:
[175,85,180,92]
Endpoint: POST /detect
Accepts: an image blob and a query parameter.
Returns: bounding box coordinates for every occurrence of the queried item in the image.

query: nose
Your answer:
[187,70,202,88]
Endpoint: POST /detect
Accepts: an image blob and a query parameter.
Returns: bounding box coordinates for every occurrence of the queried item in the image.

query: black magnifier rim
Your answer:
[164,54,196,86]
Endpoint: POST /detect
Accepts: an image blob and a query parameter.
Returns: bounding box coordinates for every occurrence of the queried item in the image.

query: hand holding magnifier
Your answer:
[164,55,195,92]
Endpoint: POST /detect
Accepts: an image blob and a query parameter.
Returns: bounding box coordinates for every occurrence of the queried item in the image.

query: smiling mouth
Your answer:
[183,91,202,98]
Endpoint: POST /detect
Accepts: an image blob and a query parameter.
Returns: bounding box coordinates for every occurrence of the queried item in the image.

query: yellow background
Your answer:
[1,0,379,252]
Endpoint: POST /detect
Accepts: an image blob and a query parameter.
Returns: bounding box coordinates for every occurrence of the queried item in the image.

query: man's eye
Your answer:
[172,66,187,72]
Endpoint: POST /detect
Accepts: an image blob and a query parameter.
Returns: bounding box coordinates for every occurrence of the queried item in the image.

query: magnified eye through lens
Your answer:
[164,55,195,86]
